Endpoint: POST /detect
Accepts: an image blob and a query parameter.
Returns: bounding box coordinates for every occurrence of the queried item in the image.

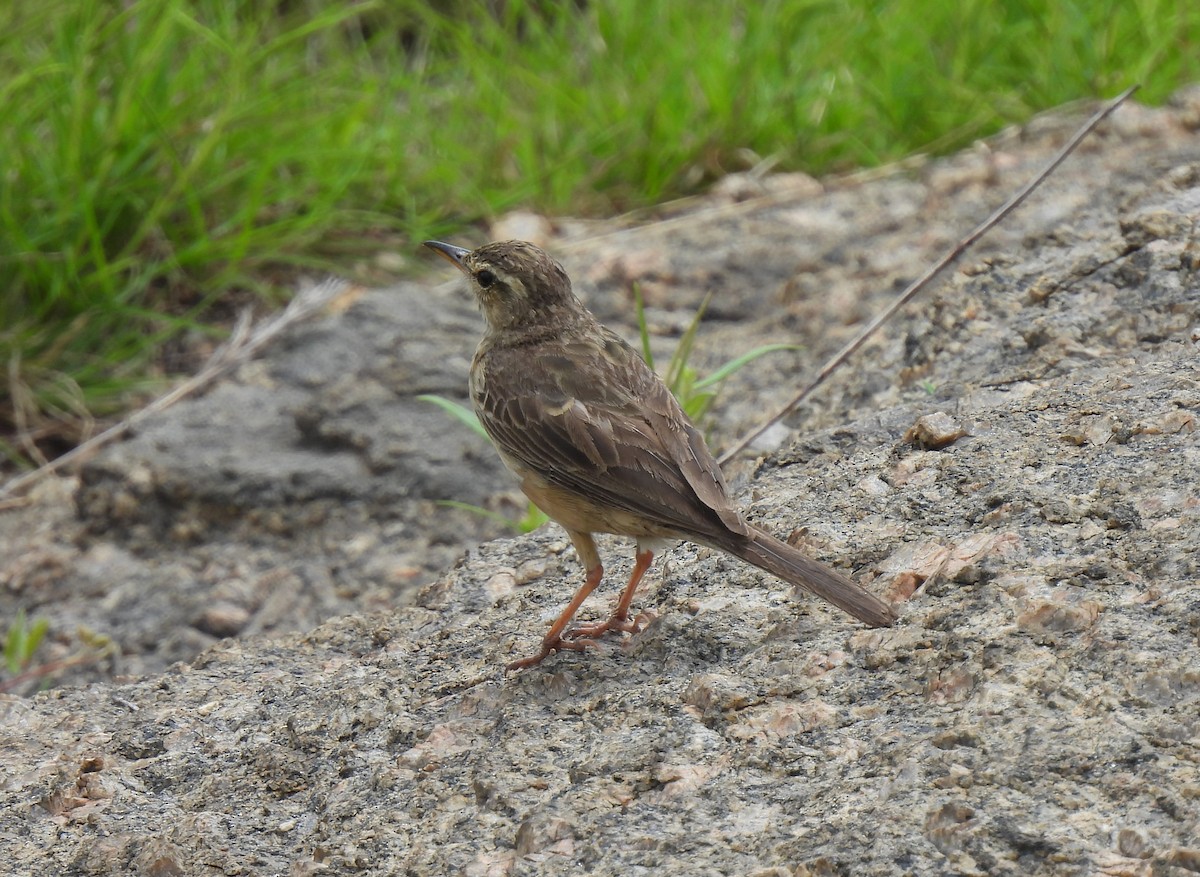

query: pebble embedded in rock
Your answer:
[905,411,969,449]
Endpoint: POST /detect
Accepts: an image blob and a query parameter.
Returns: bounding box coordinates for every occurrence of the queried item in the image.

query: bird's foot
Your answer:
[506,612,657,671]
[505,632,601,672]
[561,609,656,642]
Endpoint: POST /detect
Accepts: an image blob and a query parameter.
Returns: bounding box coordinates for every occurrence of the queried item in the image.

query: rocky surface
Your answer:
[2,90,1199,874]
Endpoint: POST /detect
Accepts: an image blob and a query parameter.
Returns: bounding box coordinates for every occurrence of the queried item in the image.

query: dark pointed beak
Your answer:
[423,240,472,274]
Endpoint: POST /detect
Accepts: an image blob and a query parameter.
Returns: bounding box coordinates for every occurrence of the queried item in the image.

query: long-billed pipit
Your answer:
[425,240,896,670]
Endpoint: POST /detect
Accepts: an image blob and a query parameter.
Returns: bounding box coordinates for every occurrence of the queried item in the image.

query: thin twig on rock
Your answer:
[717,85,1140,465]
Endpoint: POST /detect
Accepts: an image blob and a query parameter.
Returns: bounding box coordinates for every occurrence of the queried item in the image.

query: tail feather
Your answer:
[731,527,896,628]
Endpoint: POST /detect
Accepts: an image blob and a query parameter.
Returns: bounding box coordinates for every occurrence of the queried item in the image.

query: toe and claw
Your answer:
[505,610,654,672]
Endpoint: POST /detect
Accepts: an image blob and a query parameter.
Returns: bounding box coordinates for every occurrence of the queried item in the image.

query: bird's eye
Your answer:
[476,269,496,289]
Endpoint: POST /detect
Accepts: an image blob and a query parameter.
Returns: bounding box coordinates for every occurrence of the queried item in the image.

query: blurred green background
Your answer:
[1,0,1195,469]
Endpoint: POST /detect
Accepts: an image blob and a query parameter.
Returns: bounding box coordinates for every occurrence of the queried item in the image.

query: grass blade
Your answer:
[633,282,654,370]
[693,344,803,390]
[417,394,487,439]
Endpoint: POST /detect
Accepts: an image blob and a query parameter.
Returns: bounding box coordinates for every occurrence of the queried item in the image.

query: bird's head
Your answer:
[423,239,580,333]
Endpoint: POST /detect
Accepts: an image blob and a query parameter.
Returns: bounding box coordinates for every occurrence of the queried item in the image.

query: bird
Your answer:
[424,239,896,670]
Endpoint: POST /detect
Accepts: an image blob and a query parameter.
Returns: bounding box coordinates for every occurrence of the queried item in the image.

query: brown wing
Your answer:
[472,324,749,542]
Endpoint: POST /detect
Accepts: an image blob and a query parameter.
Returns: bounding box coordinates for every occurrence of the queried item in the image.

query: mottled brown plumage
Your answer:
[425,239,896,670]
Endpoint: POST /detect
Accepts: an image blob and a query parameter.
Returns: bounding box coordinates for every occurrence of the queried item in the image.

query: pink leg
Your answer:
[561,548,655,642]
[506,562,605,671]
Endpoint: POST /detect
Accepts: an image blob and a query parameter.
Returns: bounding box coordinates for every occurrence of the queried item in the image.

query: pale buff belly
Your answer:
[505,460,678,541]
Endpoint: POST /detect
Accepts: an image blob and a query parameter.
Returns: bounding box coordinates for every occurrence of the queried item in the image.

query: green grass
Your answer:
[4,609,48,677]
[1,0,1196,461]
[633,285,802,425]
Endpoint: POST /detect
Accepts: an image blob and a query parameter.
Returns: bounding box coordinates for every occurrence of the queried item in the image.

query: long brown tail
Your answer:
[731,526,896,627]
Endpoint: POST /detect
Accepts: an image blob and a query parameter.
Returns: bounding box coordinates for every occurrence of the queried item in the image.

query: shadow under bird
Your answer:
[425,239,896,670]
